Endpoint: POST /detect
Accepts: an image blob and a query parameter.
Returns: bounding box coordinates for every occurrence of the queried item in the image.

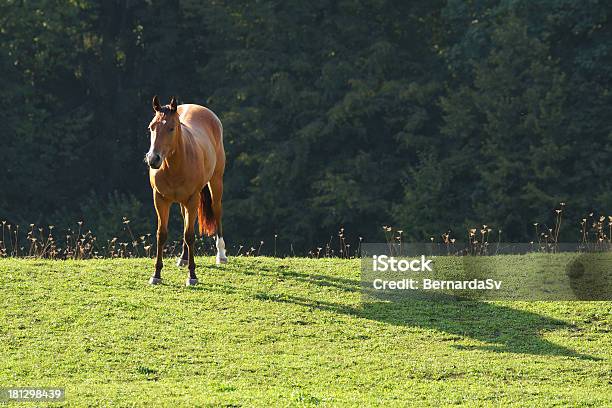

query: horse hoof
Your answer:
[176,258,188,267]
[149,277,162,285]
[186,278,198,286]
[216,255,228,265]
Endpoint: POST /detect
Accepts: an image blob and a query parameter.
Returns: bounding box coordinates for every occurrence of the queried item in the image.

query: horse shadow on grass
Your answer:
[245,264,360,293]
[248,270,599,361]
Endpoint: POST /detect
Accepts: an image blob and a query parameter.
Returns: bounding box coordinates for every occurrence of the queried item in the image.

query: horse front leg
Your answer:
[150,191,170,285]
[177,204,189,267]
[184,193,199,286]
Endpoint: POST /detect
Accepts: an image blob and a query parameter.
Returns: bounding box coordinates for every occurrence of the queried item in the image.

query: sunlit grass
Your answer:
[0,257,610,406]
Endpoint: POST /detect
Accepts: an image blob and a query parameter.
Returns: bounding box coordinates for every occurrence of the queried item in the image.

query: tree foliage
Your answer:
[0,0,610,248]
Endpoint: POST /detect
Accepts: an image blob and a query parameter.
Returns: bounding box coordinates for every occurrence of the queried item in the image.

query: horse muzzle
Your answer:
[146,152,162,169]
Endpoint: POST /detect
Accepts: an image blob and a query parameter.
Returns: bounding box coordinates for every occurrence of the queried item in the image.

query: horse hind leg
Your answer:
[209,175,227,264]
[184,193,200,286]
[215,232,227,265]
[176,204,189,267]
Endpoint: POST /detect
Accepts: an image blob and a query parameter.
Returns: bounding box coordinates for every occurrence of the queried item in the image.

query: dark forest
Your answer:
[1,0,610,251]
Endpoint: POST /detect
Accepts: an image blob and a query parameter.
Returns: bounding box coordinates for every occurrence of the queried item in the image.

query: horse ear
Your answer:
[152,95,161,112]
[169,96,177,112]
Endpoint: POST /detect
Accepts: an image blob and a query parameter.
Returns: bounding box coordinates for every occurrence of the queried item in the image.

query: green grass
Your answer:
[0,257,610,407]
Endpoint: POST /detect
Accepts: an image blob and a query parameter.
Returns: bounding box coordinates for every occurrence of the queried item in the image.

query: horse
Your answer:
[145,95,227,286]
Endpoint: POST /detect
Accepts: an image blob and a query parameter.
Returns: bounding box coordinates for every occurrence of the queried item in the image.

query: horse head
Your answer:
[146,95,180,169]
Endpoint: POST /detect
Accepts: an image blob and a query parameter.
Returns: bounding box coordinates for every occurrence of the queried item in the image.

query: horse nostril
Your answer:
[147,152,162,168]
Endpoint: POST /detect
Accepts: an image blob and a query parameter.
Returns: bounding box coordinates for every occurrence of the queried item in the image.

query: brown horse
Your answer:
[145,96,227,286]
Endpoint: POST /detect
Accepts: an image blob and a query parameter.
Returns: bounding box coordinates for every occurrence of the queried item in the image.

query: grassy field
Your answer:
[0,257,610,406]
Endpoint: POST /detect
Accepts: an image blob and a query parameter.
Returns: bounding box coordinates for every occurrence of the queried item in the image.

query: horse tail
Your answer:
[198,184,216,236]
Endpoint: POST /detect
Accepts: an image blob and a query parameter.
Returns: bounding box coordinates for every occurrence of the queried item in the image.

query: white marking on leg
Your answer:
[216,236,226,256]
[216,236,227,264]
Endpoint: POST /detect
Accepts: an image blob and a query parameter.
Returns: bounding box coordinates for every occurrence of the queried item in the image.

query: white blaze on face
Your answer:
[147,120,166,161]
[147,130,156,157]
